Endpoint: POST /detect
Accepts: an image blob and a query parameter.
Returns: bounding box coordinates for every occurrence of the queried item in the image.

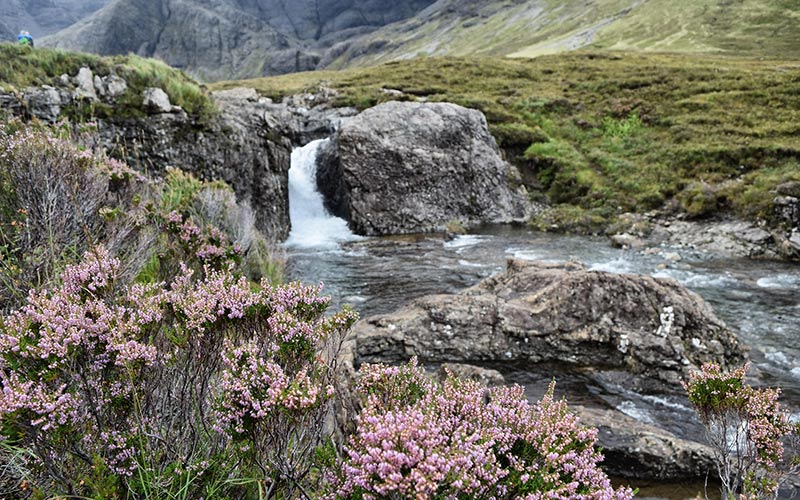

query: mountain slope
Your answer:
[328,0,800,69]
[0,0,109,41]
[41,0,437,81]
[39,0,799,81]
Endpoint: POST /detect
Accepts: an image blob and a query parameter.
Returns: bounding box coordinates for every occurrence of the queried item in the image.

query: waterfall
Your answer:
[285,139,359,248]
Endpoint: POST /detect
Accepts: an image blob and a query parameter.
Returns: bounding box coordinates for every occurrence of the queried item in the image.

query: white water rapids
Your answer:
[285,139,360,248]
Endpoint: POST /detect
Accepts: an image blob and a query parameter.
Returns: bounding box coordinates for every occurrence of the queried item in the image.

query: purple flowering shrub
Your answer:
[684,362,800,499]
[0,246,357,497]
[1,122,281,312]
[331,358,634,500]
[0,122,150,310]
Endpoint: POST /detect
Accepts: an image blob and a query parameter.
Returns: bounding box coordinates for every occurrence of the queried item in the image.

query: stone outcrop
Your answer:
[22,86,61,123]
[2,75,293,241]
[213,86,359,147]
[644,218,798,261]
[575,406,715,480]
[95,89,292,240]
[316,101,533,236]
[142,87,172,113]
[74,67,97,100]
[353,259,743,387]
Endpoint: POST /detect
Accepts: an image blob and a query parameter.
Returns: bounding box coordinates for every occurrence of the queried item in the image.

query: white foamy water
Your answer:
[616,400,656,424]
[588,256,637,274]
[285,140,361,249]
[444,234,487,249]
[757,274,800,289]
[653,269,739,289]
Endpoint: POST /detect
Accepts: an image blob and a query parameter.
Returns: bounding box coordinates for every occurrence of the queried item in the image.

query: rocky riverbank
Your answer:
[340,258,745,481]
[607,213,800,262]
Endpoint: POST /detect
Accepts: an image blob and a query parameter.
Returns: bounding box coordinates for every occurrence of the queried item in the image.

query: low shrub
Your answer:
[684,362,800,499]
[0,121,151,311]
[329,358,634,500]
[0,247,357,498]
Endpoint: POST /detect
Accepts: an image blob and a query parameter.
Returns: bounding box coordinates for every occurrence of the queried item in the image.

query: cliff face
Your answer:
[1,70,293,241]
[41,0,437,81]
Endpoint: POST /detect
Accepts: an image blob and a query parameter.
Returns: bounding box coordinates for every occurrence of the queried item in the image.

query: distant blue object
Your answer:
[17,31,34,47]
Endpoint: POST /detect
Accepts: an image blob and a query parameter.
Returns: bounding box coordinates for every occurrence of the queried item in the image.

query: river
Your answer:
[284,140,800,498]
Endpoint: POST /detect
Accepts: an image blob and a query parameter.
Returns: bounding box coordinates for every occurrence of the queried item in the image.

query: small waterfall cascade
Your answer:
[285,139,359,248]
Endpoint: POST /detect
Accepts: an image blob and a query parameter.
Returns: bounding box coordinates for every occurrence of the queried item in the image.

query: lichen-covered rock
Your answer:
[73,67,97,100]
[104,74,128,98]
[437,363,506,387]
[353,259,743,386]
[575,406,715,480]
[316,101,533,236]
[774,196,800,228]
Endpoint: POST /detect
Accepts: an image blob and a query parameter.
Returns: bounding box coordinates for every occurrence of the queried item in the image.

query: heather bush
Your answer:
[137,167,284,285]
[330,358,634,500]
[684,362,800,499]
[0,121,152,310]
[0,246,357,498]
[0,121,283,309]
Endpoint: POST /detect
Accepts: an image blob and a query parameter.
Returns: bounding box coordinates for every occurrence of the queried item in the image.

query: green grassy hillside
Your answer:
[328,0,800,70]
[0,44,214,120]
[214,52,800,229]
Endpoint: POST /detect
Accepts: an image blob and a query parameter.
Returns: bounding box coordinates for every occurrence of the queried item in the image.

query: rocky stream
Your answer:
[285,140,800,499]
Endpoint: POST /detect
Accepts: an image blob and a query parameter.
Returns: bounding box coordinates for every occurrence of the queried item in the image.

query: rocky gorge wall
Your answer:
[3,75,540,241]
[1,70,293,241]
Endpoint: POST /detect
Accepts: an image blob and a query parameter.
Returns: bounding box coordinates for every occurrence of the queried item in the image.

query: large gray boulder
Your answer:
[353,259,743,386]
[316,101,532,236]
[574,406,715,480]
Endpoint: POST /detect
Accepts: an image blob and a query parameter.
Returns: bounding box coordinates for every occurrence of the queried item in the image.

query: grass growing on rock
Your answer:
[213,52,800,230]
[0,43,215,121]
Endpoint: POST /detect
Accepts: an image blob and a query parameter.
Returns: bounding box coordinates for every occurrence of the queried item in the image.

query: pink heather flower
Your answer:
[1,243,357,494]
[330,359,634,500]
[685,362,799,498]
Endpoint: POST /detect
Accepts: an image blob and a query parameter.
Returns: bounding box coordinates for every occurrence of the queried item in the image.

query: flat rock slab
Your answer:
[354,259,743,387]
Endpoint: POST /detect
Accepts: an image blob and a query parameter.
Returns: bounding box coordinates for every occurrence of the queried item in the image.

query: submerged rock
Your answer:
[353,259,743,387]
[316,101,533,235]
